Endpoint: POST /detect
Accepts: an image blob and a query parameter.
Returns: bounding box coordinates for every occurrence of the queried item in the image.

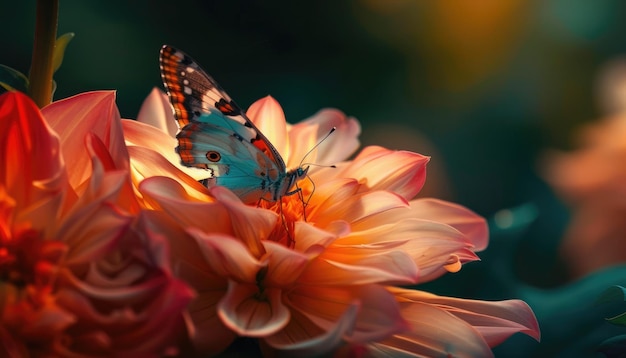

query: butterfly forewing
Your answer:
[159,45,286,171]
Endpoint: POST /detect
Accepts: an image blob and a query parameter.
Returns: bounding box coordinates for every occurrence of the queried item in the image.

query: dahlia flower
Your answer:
[123,89,540,356]
[0,91,193,357]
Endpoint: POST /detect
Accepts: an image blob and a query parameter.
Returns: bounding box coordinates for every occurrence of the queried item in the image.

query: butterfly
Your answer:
[159,45,309,205]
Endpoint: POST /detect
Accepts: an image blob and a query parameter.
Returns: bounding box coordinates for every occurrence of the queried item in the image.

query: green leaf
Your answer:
[0,64,29,93]
[52,32,74,73]
[607,311,626,327]
[597,286,626,304]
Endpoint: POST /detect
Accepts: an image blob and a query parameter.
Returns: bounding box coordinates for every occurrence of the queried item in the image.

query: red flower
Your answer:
[0,91,193,357]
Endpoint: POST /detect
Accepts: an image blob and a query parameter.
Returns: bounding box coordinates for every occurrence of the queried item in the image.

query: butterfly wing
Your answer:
[177,110,285,203]
[159,45,287,171]
[159,45,290,203]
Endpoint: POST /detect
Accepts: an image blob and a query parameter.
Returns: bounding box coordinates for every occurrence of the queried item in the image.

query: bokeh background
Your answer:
[4,0,626,356]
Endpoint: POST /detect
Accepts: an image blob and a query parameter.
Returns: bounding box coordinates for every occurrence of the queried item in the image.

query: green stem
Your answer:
[28,0,59,107]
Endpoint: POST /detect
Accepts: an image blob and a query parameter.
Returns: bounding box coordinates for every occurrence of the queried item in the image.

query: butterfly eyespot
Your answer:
[206,151,221,162]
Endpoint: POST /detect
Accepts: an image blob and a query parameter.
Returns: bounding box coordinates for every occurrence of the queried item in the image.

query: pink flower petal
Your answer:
[57,202,132,264]
[247,96,289,158]
[42,91,129,189]
[313,146,429,200]
[135,88,178,137]
[409,198,489,251]
[389,288,540,346]
[219,283,290,336]
[287,109,361,168]
[371,300,495,358]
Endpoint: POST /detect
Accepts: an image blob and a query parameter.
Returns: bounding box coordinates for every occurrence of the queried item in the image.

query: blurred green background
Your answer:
[5,0,626,356]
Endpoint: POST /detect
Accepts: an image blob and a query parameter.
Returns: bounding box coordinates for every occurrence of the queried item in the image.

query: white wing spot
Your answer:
[184,86,192,95]
[183,79,189,85]
[186,67,195,73]
[180,71,186,76]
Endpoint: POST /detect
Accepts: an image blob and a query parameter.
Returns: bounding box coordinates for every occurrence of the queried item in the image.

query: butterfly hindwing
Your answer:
[177,113,281,203]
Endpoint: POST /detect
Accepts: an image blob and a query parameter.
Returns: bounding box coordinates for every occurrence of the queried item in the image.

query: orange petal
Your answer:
[130,147,212,202]
[292,221,342,254]
[302,244,418,285]
[123,119,212,182]
[246,96,288,158]
[218,283,289,336]
[310,184,409,228]
[314,146,429,200]
[136,88,178,137]
[210,186,277,258]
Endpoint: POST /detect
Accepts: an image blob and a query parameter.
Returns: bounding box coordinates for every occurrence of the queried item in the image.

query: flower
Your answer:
[124,90,540,356]
[543,113,626,277]
[0,91,193,356]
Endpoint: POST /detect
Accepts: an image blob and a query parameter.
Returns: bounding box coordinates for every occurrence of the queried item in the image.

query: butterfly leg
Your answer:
[277,197,295,247]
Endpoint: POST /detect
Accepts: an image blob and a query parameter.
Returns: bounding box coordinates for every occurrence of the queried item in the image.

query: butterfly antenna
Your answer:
[299,127,336,167]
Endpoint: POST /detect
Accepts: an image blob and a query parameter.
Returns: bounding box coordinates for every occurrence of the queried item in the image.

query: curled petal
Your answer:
[210,186,277,258]
[389,288,540,346]
[58,202,132,264]
[264,303,359,356]
[286,285,407,344]
[247,96,289,158]
[123,119,212,184]
[219,283,289,336]
[263,241,310,287]
[293,221,343,254]
[135,88,178,137]
[0,91,66,223]
[187,229,263,283]
[139,176,228,233]
[42,91,129,189]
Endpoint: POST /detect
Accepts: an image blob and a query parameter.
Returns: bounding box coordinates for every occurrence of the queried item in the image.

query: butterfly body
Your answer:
[159,45,308,205]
